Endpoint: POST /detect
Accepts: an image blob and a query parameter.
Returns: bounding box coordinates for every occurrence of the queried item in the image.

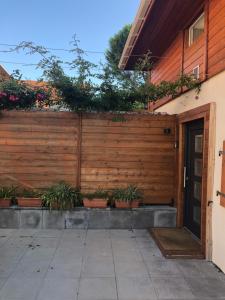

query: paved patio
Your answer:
[0,229,224,300]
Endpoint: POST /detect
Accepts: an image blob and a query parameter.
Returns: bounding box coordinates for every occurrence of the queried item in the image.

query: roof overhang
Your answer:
[119,0,205,70]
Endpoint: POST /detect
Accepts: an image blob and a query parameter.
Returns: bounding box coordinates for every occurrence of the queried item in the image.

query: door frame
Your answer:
[176,103,216,259]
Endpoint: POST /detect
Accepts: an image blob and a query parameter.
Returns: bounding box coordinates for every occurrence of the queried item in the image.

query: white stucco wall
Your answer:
[156,70,225,273]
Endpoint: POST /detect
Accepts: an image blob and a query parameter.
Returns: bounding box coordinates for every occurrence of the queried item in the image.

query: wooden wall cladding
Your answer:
[0,111,176,204]
[0,111,79,189]
[81,113,176,204]
[151,34,182,85]
[220,141,225,208]
[208,0,225,77]
[150,0,225,86]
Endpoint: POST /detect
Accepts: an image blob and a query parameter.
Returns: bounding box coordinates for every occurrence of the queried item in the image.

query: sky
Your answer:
[0,0,140,80]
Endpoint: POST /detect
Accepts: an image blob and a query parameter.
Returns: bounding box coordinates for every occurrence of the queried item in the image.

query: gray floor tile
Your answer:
[152,276,195,299]
[0,277,42,300]
[82,256,114,277]
[185,276,225,298]
[11,261,48,279]
[37,277,79,300]
[146,259,182,277]
[46,260,82,278]
[115,258,149,277]
[78,277,117,300]
[32,237,59,248]
[117,276,157,300]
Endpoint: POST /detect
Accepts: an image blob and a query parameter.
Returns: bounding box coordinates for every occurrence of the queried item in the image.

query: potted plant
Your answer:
[41,182,81,210]
[112,185,143,209]
[83,189,109,208]
[16,189,42,207]
[0,186,16,207]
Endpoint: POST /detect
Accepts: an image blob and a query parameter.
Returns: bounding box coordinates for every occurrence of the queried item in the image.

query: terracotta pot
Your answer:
[115,200,140,209]
[83,198,107,208]
[17,197,42,207]
[0,198,11,208]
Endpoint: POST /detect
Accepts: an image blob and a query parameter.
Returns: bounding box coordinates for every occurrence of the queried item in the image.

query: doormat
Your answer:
[149,227,204,259]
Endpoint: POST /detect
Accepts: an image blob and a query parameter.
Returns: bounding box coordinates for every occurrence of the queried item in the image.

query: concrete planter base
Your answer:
[0,206,176,229]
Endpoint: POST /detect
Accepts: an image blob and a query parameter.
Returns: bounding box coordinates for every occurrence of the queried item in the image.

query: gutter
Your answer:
[119,0,156,70]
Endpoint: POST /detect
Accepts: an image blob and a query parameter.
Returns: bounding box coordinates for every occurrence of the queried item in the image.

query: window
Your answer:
[193,66,200,80]
[189,13,205,46]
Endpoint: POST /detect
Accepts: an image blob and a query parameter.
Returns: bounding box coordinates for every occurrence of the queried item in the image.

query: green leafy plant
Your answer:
[112,185,143,203]
[41,182,81,210]
[0,186,17,199]
[0,76,50,111]
[4,34,201,112]
[16,188,41,198]
[83,188,109,200]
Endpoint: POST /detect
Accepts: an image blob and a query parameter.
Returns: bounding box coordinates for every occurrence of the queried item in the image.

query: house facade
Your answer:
[0,65,10,81]
[120,0,225,272]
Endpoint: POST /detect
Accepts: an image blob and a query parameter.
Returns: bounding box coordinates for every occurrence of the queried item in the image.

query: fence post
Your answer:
[76,112,82,189]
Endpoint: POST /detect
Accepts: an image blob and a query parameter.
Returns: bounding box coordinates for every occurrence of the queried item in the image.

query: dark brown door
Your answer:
[184,119,204,239]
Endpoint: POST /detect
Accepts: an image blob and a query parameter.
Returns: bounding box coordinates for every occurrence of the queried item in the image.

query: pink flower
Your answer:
[9,95,19,102]
[0,92,7,98]
[36,93,45,101]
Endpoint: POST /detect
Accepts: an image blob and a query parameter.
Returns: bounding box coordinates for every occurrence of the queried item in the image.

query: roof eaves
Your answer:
[119,0,156,70]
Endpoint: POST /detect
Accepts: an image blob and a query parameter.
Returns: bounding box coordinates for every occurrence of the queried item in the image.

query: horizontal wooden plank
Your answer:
[0,138,77,146]
[81,182,173,190]
[82,126,175,135]
[0,145,77,154]
[82,148,175,155]
[0,124,78,133]
[0,179,77,189]
[0,131,77,140]
[0,160,77,167]
[0,152,77,161]
[0,117,79,126]
[0,166,77,175]
[82,113,175,121]
[81,154,174,163]
[81,168,174,177]
[81,174,174,183]
[82,133,174,142]
[82,119,175,128]
[81,160,174,169]
[82,141,174,149]
[1,111,79,119]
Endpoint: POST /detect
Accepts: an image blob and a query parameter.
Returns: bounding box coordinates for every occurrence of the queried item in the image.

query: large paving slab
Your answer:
[0,229,224,300]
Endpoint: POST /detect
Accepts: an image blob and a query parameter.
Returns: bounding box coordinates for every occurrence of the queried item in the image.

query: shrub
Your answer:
[41,182,81,210]
[0,78,49,110]
[82,189,109,200]
[0,186,17,199]
[112,185,143,203]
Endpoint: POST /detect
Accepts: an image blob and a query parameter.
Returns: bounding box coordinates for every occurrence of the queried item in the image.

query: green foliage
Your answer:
[83,189,109,200]
[41,182,81,210]
[112,185,143,203]
[0,186,16,199]
[0,76,50,111]
[5,33,201,113]
[105,24,131,74]
[16,188,41,198]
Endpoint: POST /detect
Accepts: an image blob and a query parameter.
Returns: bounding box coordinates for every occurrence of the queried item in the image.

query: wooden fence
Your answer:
[0,111,176,204]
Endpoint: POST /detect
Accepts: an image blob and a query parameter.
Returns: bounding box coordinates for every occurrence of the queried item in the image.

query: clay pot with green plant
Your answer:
[16,189,42,207]
[0,186,16,207]
[41,182,81,210]
[83,189,109,208]
[112,185,143,209]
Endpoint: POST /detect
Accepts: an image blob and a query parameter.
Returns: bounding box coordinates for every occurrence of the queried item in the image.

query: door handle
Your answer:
[184,166,186,188]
